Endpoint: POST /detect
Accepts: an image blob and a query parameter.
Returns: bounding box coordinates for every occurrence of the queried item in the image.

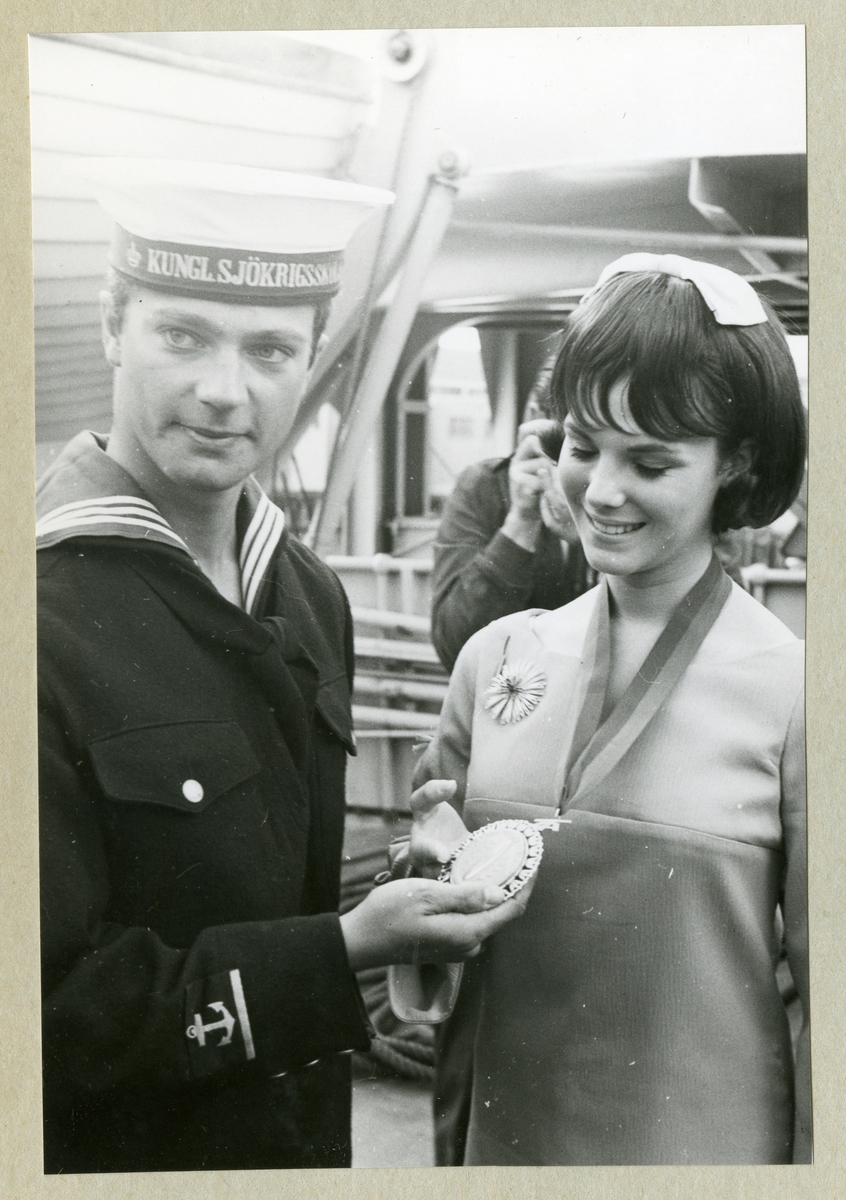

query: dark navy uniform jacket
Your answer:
[36,433,371,1173]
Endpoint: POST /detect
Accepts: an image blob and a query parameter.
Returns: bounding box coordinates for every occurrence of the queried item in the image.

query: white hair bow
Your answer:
[588,253,768,326]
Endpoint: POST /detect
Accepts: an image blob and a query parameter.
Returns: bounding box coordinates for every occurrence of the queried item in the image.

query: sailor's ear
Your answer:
[719,439,755,486]
[308,330,330,369]
[99,290,122,368]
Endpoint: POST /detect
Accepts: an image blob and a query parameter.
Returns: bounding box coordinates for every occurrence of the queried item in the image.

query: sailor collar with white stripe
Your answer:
[36,431,285,617]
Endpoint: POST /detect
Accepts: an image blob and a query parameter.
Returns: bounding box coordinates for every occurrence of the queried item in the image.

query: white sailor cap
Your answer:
[73,158,394,304]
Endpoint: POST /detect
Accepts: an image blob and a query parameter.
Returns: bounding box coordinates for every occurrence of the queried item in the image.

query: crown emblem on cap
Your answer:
[125,241,142,269]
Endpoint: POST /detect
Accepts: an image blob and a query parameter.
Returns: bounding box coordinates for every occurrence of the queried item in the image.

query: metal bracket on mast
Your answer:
[687,158,806,291]
[310,149,467,555]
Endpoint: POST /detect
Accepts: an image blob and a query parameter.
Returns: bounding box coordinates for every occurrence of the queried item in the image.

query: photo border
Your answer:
[3,2,842,1196]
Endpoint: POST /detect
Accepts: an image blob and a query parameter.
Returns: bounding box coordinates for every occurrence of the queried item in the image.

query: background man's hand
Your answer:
[503,420,558,550]
[539,468,579,543]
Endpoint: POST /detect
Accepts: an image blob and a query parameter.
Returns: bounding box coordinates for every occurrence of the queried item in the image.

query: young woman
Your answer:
[411,254,809,1165]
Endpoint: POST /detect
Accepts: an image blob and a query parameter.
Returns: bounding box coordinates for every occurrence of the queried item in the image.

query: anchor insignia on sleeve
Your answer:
[186,1001,236,1047]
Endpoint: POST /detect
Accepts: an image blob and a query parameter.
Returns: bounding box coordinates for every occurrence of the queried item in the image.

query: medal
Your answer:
[438,819,544,899]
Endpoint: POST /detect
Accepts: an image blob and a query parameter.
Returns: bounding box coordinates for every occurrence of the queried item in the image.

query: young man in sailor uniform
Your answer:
[36,160,525,1173]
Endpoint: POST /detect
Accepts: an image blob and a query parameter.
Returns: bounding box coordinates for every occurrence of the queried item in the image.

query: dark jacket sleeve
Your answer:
[39,679,370,1104]
[431,460,540,671]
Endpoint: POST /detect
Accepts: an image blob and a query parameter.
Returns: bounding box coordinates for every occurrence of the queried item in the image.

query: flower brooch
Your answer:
[483,637,547,725]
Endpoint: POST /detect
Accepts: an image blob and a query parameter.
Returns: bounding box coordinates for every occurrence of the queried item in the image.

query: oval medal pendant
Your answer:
[438,819,544,899]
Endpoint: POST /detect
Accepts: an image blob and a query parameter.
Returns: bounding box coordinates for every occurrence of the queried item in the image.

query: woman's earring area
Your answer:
[719,440,756,488]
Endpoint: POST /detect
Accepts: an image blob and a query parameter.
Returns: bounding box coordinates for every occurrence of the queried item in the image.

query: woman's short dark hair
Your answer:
[105,268,332,364]
[549,270,807,532]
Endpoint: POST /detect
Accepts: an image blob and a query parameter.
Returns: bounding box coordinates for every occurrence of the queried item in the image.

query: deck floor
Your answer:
[352,1076,436,1168]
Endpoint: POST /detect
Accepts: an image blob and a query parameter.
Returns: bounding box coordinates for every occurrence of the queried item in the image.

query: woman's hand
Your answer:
[339,875,534,972]
[409,778,470,878]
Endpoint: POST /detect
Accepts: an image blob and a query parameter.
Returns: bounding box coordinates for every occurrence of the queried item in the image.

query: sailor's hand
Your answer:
[339,876,531,970]
[409,778,470,878]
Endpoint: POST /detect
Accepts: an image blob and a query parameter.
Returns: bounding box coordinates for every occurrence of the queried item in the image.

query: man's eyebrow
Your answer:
[149,308,221,334]
[242,327,310,344]
[147,310,310,345]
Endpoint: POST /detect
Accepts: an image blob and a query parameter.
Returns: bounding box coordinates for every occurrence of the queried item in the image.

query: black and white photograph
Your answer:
[29,25,810,1173]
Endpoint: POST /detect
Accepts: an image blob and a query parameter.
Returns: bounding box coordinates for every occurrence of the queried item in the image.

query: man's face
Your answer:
[102,287,317,497]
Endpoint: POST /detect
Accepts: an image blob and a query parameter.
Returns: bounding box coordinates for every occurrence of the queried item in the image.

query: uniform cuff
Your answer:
[196,913,372,1080]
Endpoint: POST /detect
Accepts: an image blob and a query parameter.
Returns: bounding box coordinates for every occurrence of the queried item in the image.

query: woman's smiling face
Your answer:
[559,379,729,586]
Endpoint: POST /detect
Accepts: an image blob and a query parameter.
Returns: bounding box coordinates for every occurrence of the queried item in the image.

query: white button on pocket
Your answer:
[182,779,204,803]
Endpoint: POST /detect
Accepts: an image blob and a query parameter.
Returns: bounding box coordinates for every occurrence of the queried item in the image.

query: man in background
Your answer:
[431,359,590,671]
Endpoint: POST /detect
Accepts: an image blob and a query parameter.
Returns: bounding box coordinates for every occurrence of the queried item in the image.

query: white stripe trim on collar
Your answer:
[37,495,173,531]
[37,494,163,519]
[240,493,286,615]
[240,491,271,574]
[36,512,189,548]
[36,497,190,551]
[38,488,286,615]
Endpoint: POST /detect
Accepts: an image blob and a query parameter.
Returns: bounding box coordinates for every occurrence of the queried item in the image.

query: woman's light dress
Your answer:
[415,570,808,1165]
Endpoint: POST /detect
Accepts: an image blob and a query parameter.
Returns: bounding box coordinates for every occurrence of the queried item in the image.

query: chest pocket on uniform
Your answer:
[87,720,261,814]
